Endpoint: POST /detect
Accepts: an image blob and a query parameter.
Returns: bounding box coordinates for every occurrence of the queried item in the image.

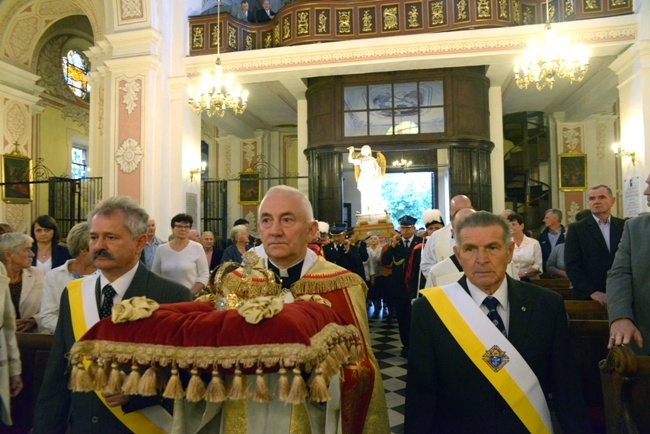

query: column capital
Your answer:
[0,60,44,105]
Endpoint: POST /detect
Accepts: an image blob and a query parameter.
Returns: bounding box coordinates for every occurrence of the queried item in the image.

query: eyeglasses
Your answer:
[174,224,191,229]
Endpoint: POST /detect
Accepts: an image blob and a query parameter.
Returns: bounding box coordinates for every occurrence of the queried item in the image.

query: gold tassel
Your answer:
[88,358,99,382]
[121,364,141,395]
[186,368,207,402]
[252,367,271,403]
[308,367,330,403]
[163,368,185,400]
[205,367,227,403]
[277,367,290,402]
[75,361,94,392]
[228,368,247,401]
[138,365,159,396]
[335,343,347,363]
[105,361,123,395]
[323,353,339,379]
[94,358,108,391]
[287,367,307,405]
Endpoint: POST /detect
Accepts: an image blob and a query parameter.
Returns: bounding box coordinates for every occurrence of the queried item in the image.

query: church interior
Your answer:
[0,0,649,432]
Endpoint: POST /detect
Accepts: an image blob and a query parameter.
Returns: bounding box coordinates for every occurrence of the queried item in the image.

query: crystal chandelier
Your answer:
[392,158,412,169]
[188,0,249,117]
[514,1,589,91]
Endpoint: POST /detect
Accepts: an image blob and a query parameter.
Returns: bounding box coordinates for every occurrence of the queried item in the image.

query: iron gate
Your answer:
[48,177,103,237]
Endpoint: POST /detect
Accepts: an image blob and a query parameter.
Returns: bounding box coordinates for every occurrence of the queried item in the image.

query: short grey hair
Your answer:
[0,233,34,263]
[67,222,90,257]
[455,211,512,248]
[545,208,563,221]
[87,196,149,238]
[258,185,314,223]
[230,224,248,243]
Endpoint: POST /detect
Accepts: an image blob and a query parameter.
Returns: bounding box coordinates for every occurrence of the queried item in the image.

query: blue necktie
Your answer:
[483,296,507,337]
[99,285,116,319]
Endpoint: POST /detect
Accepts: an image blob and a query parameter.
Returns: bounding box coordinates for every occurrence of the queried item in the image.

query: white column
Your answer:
[489,85,505,213]
[296,98,309,197]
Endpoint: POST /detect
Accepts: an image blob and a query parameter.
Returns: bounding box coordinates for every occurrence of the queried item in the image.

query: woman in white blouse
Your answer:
[507,213,542,281]
[152,214,209,296]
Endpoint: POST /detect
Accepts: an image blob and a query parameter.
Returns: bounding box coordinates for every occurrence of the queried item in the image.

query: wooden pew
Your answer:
[7,333,54,433]
[565,301,609,433]
[600,345,650,433]
[535,278,572,300]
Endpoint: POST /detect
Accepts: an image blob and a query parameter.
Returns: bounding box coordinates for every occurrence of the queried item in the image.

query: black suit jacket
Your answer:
[323,243,366,281]
[536,225,565,272]
[405,276,589,433]
[381,236,422,299]
[256,8,276,22]
[34,264,192,434]
[31,243,72,269]
[564,214,625,299]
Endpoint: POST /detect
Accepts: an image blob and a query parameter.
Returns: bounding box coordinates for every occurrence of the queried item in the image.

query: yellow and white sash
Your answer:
[420,284,552,434]
[67,277,173,434]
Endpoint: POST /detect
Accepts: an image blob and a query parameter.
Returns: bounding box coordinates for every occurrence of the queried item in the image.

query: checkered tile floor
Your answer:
[368,308,407,434]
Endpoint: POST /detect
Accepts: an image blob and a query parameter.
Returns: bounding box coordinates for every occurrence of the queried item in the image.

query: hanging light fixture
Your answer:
[392,158,412,169]
[514,0,589,91]
[188,0,249,117]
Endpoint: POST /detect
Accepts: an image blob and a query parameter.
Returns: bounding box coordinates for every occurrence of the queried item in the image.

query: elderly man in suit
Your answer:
[256,0,275,22]
[34,196,192,434]
[565,184,625,307]
[405,211,589,433]
[607,173,650,355]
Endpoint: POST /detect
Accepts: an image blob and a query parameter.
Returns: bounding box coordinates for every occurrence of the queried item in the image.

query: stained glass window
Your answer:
[71,147,87,179]
[62,50,90,100]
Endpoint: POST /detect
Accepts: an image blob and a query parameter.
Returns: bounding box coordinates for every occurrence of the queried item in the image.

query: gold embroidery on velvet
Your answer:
[290,403,312,434]
[223,399,247,434]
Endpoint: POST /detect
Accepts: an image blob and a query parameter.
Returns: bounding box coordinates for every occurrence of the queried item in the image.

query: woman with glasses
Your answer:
[152,214,209,296]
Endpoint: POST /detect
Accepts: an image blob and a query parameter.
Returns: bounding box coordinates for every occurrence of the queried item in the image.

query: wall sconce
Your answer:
[611,143,636,166]
[190,161,207,182]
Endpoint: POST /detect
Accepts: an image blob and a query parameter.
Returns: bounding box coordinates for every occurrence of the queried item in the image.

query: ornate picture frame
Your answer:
[238,169,261,205]
[558,153,587,192]
[1,151,33,203]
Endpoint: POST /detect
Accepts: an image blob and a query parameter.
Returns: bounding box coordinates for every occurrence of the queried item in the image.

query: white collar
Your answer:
[99,262,140,301]
[467,276,509,310]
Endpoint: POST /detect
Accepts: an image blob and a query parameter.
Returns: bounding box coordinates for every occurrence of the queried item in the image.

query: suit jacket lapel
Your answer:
[123,263,149,299]
[506,277,532,349]
[585,217,610,253]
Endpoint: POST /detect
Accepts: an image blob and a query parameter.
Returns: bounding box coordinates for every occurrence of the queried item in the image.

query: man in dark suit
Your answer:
[405,211,588,433]
[34,196,192,434]
[381,215,422,357]
[565,184,625,306]
[323,225,366,281]
[256,0,275,22]
[536,208,565,272]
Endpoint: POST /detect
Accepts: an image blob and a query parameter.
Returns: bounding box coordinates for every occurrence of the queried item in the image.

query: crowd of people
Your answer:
[1,174,649,432]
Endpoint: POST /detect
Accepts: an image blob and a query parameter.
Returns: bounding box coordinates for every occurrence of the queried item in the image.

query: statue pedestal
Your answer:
[348,213,395,243]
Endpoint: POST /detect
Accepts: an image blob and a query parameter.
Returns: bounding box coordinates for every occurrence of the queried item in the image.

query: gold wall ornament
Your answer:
[477,0,491,18]
[228,25,237,49]
[297,11,309,35]
[513,0,521,23]
[382,7,398,30]
[431,1,445,25]
[245,34,254,50]
[456,0,468,21]
[362,10,373,32]
[264,33,272,48]
[522,5,534,24]
[585,0,598,9]
[407,5,419,28]
[565,0,575,16]
[611,0,627,5]
[273,24,280,45]
[338,10,352,34]
[191,25,204,49]
[210,23,220,48]
[283,15,291,40]
[498,0,508,18]
[317,10,328,33]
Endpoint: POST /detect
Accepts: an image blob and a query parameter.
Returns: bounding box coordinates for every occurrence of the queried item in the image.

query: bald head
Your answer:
[450,195,472,216]
[452,208,476,229]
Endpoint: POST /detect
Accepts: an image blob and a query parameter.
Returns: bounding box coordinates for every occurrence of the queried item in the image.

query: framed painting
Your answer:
[239,169,261,205]
[559,153,587,192]
[1,153,32,203]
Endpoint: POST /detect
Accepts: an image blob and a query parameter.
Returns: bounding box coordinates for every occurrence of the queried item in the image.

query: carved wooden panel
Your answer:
[188,0,632,55]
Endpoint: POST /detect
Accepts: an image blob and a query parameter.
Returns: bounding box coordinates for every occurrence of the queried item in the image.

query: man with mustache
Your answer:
[34,196,192,434]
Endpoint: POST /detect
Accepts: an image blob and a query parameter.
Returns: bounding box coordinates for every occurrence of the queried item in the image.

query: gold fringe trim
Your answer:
[290,272,367,296]
[69,323,363,404]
